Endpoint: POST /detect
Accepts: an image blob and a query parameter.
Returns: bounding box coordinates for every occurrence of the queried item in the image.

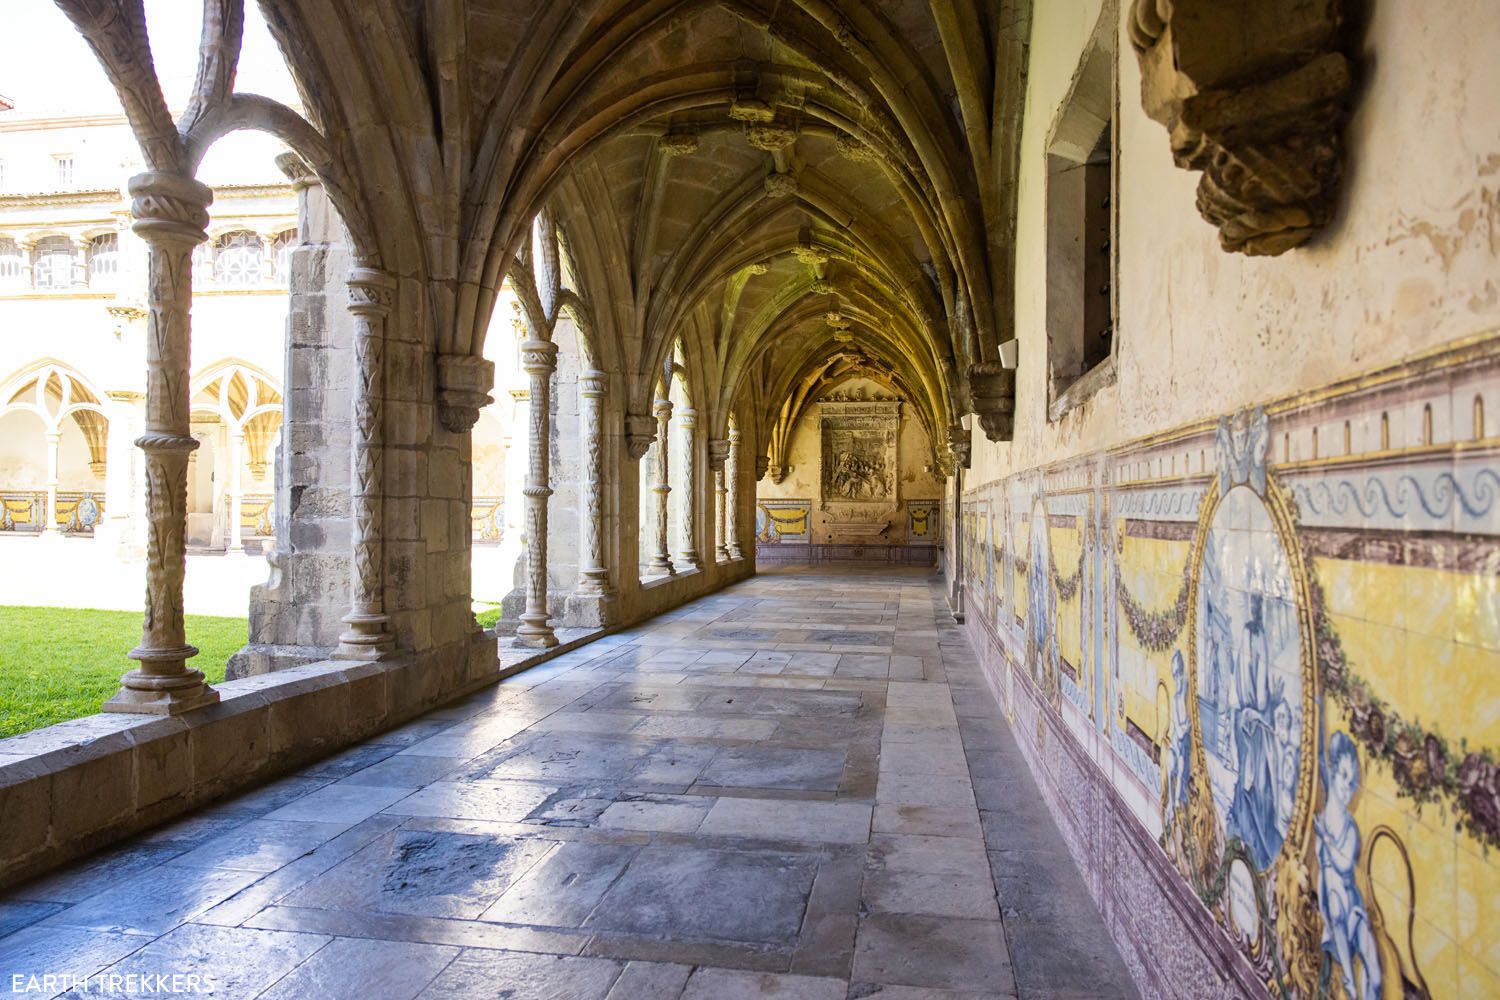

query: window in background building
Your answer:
[54,155,74,189]
[192,243,213,284]
[0,237,24,288]
[271,230,296,283]
[31,236,75,290]
[0,160,6,192]
[88,233,119,289]
[1043,7,1117,421]
[214,230,263,284]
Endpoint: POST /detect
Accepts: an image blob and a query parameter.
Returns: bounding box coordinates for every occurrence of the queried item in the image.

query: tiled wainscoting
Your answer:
[958,333,1500,999]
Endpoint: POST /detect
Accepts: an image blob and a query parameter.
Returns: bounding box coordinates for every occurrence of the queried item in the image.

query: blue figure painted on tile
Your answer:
[1197,406,1303,873]
[1026,507,1058,688]
[1163,651,1192,826]
[1318,730,1382,1000]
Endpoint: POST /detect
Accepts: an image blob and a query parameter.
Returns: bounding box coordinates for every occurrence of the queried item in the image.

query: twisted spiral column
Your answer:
[576,370,613,596]
[647,397,675,576]
[676,406,700,570]
[727,425,743,559]
[516,339,559,648]
[106,171,219,714]
[335,267,398,658]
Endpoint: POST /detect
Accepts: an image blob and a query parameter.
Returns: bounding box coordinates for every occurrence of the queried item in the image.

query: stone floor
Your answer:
[0,565,1137,999]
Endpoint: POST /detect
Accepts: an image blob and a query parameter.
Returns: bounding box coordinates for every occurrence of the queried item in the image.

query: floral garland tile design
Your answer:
[960,333,1500,1000]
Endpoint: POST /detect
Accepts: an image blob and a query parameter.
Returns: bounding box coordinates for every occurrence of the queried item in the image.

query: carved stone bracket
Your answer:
[948,421,972,471]
[755,455,771,481]
[624,413,657,460]
[1129,0,1358,255]
[437,354,496,432]
[967,361,1016,442]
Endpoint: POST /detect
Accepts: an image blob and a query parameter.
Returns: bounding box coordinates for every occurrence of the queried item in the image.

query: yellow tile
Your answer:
[1332,613,1405,710]
[1405,633,1500,749]
[1455,570,1500,651]
[1455,840,1500,979]
[1459,945,1500,999]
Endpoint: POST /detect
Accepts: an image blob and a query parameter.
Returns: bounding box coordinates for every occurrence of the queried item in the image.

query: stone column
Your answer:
[334,267,398,659]
[676,406,701,570]
[105,171,219,715]
[516,339,559,647]
[226,428,244,553]
[708,437,729,562]
[17,238,35,288]
[39,430,61,535]
[727,425,743,559]
[576,369,613,597]
[647,397,675,576]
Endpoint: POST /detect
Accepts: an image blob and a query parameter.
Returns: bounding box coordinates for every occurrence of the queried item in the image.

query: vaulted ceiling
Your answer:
[60,0,1032,462]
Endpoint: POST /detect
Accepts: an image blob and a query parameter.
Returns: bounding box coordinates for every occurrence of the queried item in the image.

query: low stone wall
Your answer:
[0,635,497,891]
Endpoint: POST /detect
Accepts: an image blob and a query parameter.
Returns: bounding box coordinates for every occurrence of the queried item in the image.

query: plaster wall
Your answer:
[956,4,1500,999]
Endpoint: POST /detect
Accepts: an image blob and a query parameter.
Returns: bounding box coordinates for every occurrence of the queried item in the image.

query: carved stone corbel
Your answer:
[948,422,972,471]
[1128,0,1358,255]
[967,362,1016,442]
[624,413,657,461]
[436,354,495,432]
[754,455,770,481]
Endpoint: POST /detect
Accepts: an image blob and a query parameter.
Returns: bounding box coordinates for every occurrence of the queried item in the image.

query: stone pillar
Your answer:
[676,406,700,570]
[516,339,559,647]
[226,428,244,552]
[727,425,743,559]
[708,437,730,562]
[647,397,675,576]
[576,369,613,597]
[17,238,35,288]
[105,171,219,715]
[334,267,398,659]
[39,430,60,535]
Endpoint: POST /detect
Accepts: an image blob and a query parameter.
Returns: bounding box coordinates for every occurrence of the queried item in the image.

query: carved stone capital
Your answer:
[436,353,496,433]
[755,455,770,481]
[707,437,731,471]
[968,361,1016,442]
[578,369,609,399]
[346,267,396,317]
[1129,0,1357,255]
[653,397,674,422]
[625,414,657,460]
[519,339,559,375]
[675,406,696,429]
[127,171,211,246]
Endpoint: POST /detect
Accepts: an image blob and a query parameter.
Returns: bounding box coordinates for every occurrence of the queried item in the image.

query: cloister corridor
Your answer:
[0,565,1133,999]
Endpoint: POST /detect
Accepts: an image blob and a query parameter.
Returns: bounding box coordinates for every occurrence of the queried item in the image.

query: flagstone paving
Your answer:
[0,565,1138,999]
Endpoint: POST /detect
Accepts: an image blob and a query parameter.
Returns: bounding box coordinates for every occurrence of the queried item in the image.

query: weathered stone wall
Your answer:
[230,179,353,676]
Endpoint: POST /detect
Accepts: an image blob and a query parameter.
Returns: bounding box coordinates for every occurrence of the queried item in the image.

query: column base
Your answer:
[646,558,676,576]
[105,652,220,715]
[333,612,397,660]
[677,554,701,572]
[728,544,744,560]
[514,618,558,648]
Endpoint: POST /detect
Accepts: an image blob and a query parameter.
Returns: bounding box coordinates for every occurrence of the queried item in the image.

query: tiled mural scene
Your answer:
[960,340,1500,998]
[0,0,1497,998]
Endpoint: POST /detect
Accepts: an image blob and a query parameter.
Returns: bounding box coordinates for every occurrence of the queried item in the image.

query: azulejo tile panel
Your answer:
[960,333,1500,999]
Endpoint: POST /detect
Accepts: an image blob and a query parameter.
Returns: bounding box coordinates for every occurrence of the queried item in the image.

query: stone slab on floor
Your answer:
[0,565,1137,1000]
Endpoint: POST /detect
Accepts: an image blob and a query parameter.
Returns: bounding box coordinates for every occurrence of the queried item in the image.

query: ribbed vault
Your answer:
[246,0,1031,454]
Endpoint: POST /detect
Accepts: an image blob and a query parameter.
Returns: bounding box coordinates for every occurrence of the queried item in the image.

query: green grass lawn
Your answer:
[0,607,247,738]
